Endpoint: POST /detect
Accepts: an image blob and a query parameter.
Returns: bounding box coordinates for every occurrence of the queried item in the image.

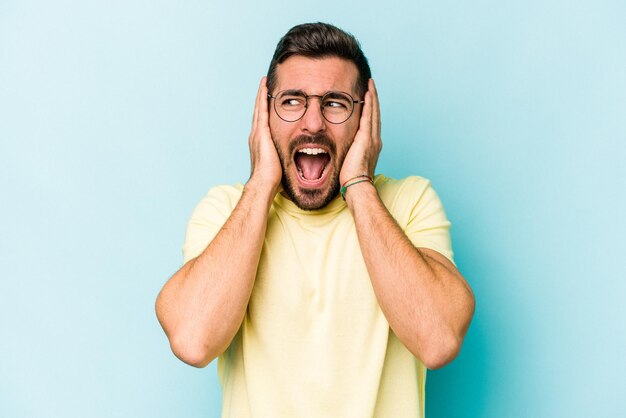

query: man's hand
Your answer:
[248,76,282,194]
[155,81,283,368]
[339,79,474,369]
[339,79,382,185]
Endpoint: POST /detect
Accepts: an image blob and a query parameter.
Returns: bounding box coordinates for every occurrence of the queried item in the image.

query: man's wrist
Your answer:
[343,179,378,209]
[244,175,280,208]
[340,174,373,200]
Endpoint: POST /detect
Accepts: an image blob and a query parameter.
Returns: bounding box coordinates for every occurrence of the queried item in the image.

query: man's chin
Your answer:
[281,176,340,211]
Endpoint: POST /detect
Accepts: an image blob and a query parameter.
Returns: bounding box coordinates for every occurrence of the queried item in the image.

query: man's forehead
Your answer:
[273,55,359,95]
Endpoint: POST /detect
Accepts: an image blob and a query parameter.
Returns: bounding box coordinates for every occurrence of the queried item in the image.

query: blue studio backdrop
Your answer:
[1,1,624,417]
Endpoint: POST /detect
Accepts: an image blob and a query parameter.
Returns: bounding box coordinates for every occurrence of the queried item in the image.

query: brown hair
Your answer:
[267,22,371,98]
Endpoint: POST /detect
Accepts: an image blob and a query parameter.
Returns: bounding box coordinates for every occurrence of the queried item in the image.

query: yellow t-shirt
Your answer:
[183,175,453,418]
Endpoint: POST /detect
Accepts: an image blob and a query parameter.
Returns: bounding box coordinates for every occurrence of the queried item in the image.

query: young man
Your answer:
[156,22,475,417]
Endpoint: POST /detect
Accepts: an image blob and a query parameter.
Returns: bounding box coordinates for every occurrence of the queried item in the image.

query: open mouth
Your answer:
[293,146,331,186]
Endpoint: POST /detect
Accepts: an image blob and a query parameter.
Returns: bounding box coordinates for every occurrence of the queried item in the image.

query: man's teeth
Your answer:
[298,148,327,155]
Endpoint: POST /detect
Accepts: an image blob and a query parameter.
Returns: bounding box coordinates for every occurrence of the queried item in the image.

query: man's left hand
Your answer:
[339,78,382,185]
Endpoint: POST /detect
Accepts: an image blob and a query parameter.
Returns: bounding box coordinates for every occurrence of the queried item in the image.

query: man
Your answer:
[156,22,475,417]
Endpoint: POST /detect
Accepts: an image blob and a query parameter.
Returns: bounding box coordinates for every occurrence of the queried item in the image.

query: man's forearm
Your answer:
[155,179,275,367]
[345,182,475,369]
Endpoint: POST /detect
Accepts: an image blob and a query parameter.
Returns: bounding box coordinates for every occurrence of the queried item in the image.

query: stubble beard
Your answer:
[275,133,349,211]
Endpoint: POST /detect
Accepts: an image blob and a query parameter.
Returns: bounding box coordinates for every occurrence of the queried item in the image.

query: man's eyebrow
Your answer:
[281,89,306,96]
[324,91,350,100]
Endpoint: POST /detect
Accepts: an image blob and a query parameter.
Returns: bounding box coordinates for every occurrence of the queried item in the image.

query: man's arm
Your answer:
[340,79,475,369]
[155,77,281,367]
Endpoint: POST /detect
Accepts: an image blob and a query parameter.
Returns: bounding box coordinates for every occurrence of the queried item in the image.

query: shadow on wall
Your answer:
[377,96,530,417]
[426,308,489,417]
[425,233,526,417]
[425,235,491,417]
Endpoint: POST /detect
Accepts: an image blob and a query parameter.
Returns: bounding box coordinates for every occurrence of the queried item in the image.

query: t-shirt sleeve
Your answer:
[182,185,243,265]
[384,176,454,264]
[405,179,454,263]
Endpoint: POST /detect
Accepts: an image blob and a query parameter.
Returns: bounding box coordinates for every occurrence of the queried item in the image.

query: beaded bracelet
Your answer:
[340,175,373,200]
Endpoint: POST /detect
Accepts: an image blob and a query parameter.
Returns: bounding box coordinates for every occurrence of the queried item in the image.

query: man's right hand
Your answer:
[248,76,282,194]
[155,77,282,368]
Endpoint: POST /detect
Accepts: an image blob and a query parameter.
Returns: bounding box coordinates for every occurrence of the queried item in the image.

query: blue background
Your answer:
[1,1,624,417]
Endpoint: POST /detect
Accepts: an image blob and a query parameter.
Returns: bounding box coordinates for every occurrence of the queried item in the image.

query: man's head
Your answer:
[267,23,371,100]
[267,23,371,210]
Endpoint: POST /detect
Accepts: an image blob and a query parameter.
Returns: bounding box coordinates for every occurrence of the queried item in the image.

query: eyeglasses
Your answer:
[268,90,364,124]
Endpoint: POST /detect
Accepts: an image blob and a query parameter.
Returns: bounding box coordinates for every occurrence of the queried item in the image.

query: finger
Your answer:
[258,76,270,128]
[370,79,381,139]
[358,88,373,138]
[252,76,264,128]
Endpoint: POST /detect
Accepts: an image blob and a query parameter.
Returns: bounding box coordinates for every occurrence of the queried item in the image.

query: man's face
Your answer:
[269,55,362,210]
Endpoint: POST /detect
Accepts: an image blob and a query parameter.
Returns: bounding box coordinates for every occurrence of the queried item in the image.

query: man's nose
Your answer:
[300,97,326,134]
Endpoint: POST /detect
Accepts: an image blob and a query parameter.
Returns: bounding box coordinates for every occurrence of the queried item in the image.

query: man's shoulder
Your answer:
[374,174,433,201]
[374,173,447,224]
[200,183,245,202]
[190,183,245,218]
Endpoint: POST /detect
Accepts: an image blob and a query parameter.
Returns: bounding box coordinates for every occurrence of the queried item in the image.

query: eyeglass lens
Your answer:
[274,91,355,124]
